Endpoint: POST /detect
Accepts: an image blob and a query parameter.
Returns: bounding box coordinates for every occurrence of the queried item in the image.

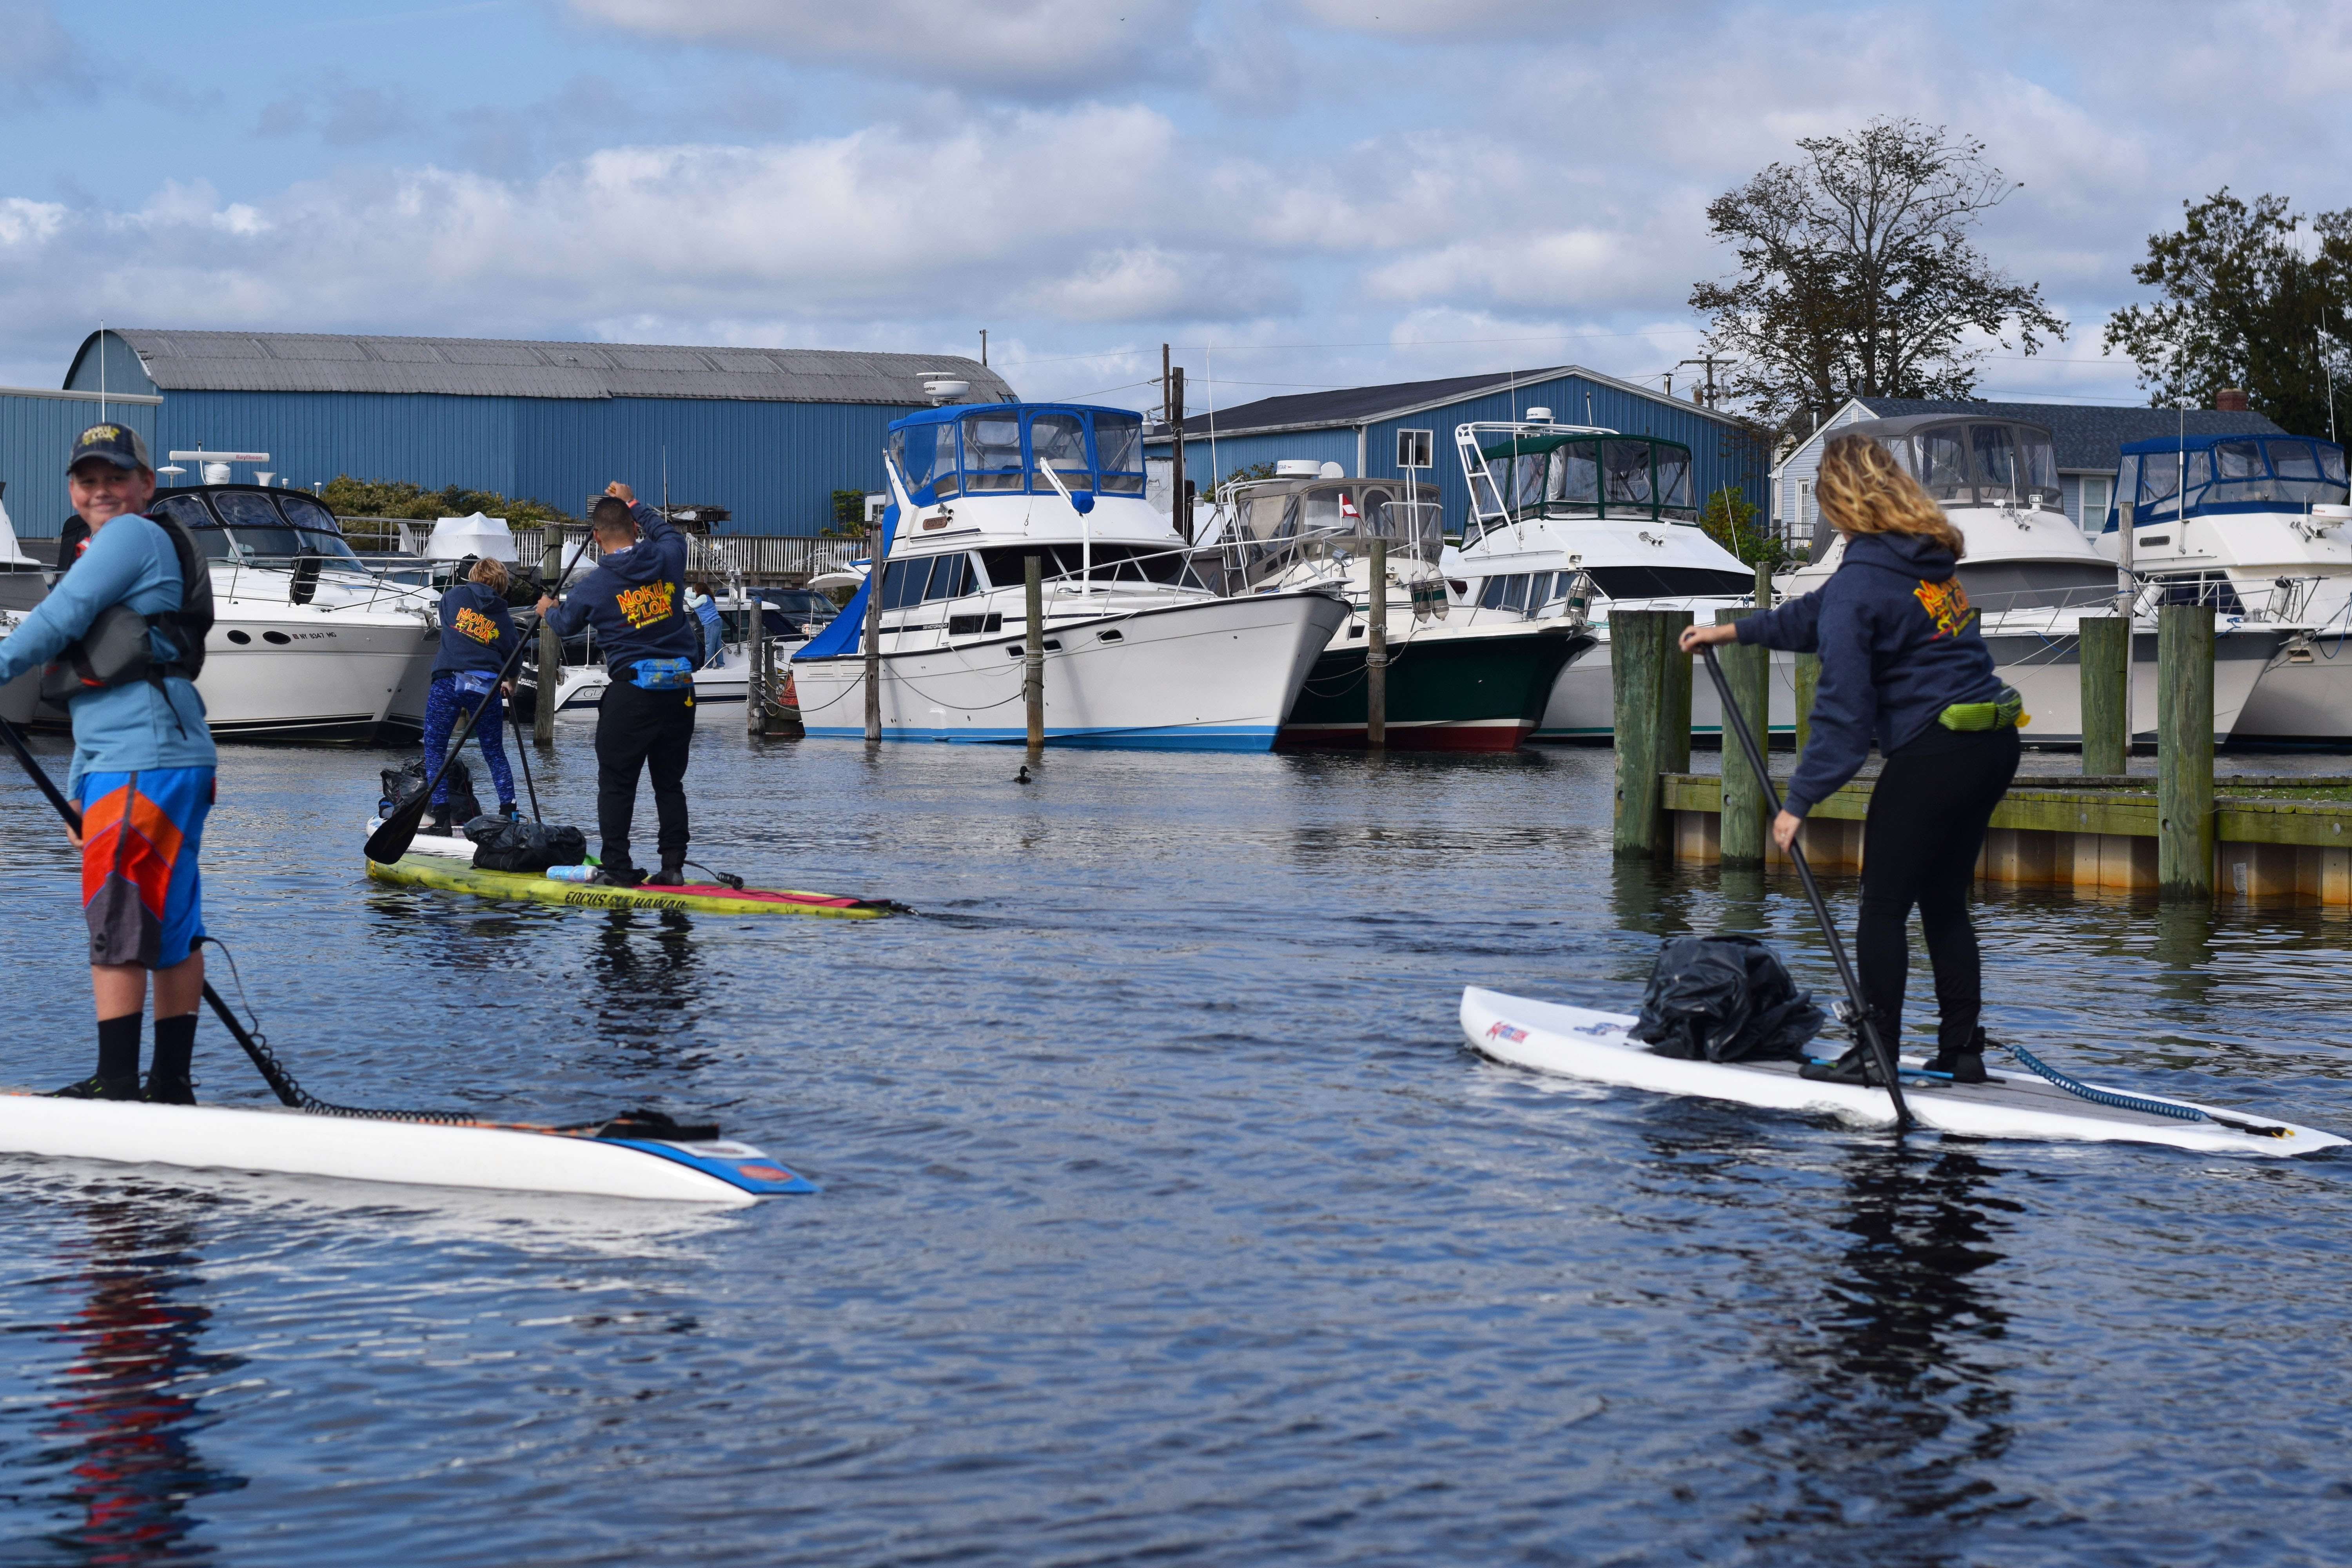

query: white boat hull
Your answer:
[793,590,1348,748]
[2233,640,2352,744]
[1460,987,2343,1156]
[198,609,439,736]
[1534,630,1798,741]
[0,1092,799,1203]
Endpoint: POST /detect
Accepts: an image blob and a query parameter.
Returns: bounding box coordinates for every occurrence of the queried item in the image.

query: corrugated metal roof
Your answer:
[78,330,1016,406]
[1174,363,1747,439]
[1849,397,2287,472]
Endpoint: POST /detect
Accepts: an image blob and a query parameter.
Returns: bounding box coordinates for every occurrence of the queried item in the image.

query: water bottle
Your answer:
[546,864,595,882]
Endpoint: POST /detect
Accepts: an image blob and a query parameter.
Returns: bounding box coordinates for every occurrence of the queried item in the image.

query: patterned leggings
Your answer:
[422,676,516,808]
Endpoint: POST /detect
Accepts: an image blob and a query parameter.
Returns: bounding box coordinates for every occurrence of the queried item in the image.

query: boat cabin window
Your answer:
[1952,561,2119,611]
[274,494,363,559]
[962,413,1025,492]
[2118,437,2350,525]
[149,494,236,558]
[978,543,1199,588]
[1475,571,1579,617]
[1915,428,1970,501]
[1472,432,1699,525]
[2149,570,2245,614]
[880,553,979,609]
[1031,413,1091,492]
[1581,564,1755,599]
[893,421,963,499]
[1893,422,2060,508]
[1094,411,1146,495]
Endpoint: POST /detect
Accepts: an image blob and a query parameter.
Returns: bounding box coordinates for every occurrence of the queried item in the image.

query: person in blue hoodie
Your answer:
[421,555,519,833]
[1681,432,2022,1086]
[0,424,218,1103]
[537,481,697,886]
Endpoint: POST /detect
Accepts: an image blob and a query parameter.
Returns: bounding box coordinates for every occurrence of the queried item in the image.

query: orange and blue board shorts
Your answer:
[79,767,214,969]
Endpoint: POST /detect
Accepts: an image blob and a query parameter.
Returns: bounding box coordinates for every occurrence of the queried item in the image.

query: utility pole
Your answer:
[1677,356,1727,408]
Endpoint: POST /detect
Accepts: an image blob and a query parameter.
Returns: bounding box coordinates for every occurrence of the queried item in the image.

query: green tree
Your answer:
[1690,118,2067,437]
[1699,485,1782,569]
[321,476,575,528]
[829,488,871,535]
[2103,189,2352,438]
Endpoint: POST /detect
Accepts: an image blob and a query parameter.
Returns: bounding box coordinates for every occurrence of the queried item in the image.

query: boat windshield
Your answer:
[1465,430,1699,535]
[1885,423,2060,509]
[897,408,1149,503]
[147,489,362,561]
[2114,436,2350,526]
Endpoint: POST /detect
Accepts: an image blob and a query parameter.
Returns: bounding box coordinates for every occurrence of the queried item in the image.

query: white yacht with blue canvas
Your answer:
[790,403,1348,746]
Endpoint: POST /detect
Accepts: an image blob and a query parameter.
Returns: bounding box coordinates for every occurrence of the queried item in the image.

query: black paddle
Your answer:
[1699,642,1912,1131]
[0,711,303,1107]
[368,530,596,865]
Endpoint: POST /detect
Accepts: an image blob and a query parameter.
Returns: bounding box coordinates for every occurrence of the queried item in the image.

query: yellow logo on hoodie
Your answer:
[1913,577,1975,639]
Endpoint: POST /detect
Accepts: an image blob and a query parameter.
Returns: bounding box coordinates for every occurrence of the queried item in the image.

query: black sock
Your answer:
[97,1014,142,1081]
[153,1013,198,1081]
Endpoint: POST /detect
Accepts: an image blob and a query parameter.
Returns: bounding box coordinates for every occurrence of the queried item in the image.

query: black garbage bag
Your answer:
[378,756,480,827]
[465,815,588,873]
[1629,934,1824,1063]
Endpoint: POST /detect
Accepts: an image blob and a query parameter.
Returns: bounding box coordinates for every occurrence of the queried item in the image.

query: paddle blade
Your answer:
[365,789,432,864]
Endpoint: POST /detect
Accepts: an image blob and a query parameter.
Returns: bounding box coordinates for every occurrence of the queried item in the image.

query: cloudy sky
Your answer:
[3,0,2348,418]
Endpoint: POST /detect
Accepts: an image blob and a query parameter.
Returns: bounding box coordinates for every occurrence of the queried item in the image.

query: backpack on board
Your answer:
[463,815,588,873]
[38,513,214,705]
[1629,934,1825,1063]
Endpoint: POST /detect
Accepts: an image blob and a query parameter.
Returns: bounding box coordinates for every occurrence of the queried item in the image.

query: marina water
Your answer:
[4,731,2351,1564]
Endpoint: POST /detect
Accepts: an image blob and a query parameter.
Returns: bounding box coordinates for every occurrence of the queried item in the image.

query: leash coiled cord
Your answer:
[2001,1038,2290,1138]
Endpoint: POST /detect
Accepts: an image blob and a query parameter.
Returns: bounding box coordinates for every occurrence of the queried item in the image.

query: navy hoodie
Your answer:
[544,501,698,674]
[1735,530,2000,818]
[432,581,516,679]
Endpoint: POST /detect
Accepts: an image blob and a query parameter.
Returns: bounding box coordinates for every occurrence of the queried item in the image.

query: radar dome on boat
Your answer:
[1319,462,1345,479]
[922,375,970,401]
[1525,407,1554,422]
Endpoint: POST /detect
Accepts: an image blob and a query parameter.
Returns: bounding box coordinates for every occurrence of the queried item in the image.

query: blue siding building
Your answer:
[1148,366,1769,536]
[24,329,1016,535]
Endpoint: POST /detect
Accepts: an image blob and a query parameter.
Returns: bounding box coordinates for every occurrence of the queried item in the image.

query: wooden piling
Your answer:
[534,532,561,745]
[1366,536,1388,749]
[2156,602,2215,898]
[1611,609,1692,857]
[864,521,889,743]
[2080,616,2129,776]
[1793,652,1820,762]
[745,583,766,737]
[1024,555,1045,750]
[1715,608,1768,865]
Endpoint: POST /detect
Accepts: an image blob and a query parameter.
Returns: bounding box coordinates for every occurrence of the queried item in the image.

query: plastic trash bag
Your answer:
[1629,934,1824,1063]
[378,756,479,828]
[463,815,588,873]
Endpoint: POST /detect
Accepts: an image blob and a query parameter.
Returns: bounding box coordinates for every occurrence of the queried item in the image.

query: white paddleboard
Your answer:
[0,1093,816,1203]
[1461,986,2345,1158]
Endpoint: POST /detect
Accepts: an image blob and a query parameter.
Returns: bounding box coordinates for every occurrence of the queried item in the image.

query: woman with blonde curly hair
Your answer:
[1682,431,2022,1085]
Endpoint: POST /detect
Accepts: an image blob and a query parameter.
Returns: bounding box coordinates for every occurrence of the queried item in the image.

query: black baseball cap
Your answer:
[68,423,152,474]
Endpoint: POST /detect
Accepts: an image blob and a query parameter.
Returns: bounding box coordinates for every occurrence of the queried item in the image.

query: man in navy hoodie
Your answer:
[538,481,698,886]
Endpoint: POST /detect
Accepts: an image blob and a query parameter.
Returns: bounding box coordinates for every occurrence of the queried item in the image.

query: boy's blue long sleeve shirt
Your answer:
[0,512,216,794]
[1733,531,1999,818]
[544,501,698,673]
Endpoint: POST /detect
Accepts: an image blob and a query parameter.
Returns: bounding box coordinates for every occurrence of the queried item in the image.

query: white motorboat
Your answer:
[525,586,835,716]
[0,495,42,724]
[1195,464,1593,750]
[1792,414,2284,745]
[2094,431,2352,744]
[139,486,441,738]
[1449,415,1788,740]
[790,402,1348,747]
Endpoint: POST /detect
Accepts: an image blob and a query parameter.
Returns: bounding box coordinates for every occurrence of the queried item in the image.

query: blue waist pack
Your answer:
[452,670,501,698]
[629,657,695,691]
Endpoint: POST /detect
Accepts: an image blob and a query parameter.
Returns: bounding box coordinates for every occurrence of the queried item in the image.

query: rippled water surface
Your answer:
[5,727,2352,1566]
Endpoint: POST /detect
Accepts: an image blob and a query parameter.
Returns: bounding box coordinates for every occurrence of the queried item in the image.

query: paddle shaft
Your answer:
[0,711,303,1107]
[369,530,597,863]
[1699,644,1913,1129]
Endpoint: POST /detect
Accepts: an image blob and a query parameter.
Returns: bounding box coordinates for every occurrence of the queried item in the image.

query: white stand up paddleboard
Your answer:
[0,1094,816,1203]
[1461,987,2344,1158]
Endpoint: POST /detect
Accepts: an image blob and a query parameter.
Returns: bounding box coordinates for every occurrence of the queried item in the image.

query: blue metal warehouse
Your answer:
[8,329,1015,535]
[1146,365,1770,535]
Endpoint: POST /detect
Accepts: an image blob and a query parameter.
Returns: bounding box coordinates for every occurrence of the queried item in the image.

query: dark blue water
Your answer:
[5,729,2352,1566]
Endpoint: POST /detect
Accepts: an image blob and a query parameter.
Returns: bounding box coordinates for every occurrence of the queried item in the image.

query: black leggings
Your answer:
[1856,727,2020,1052]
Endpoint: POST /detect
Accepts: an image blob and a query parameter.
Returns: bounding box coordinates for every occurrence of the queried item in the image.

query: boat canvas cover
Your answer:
[0,498,34,568]
[425,512,518,562]
[795,501,895,661]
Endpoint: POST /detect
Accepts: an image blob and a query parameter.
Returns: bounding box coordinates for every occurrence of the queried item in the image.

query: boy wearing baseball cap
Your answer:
[0,424,217,1101]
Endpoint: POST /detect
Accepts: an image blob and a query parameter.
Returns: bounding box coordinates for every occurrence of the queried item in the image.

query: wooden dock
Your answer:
[1659,772,2352,902]
[1610,599,2352,904]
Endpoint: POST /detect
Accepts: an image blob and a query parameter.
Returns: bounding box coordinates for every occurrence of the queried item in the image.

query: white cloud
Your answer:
[563,0,1198,94]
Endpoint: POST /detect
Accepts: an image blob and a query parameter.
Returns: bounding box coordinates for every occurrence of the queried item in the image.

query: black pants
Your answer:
[1857,726,2020,1052]
[595,680,694,871]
